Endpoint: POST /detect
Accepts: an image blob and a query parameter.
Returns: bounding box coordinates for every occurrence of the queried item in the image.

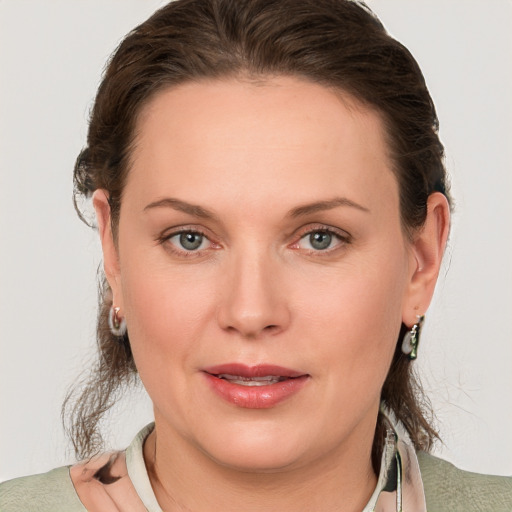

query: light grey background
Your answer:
[1,0,511,482]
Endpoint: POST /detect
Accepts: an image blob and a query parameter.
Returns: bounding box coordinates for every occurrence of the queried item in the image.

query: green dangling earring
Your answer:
[401,315,425,360]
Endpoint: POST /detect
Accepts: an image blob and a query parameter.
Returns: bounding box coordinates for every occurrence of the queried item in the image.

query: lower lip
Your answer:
[204,373,309,409]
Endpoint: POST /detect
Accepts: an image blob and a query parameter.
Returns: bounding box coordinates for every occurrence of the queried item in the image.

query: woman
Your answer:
[1,0,511,510]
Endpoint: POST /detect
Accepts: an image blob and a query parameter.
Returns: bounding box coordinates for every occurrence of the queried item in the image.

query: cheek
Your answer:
[119,256,219,375]
[296,249,408,384]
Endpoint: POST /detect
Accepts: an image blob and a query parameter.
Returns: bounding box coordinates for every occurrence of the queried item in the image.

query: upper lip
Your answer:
[203,363,307,379]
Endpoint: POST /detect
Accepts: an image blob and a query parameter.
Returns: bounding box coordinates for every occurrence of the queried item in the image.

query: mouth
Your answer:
[215,374,290,386]
[202,364,310,408]
[204,363,307,383]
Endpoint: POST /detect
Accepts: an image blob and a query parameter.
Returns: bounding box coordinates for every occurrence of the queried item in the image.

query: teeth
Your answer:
[231,379,279,386]
[217,374,286,386]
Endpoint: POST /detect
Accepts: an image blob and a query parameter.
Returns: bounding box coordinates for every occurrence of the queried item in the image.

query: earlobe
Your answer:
[92,190,122,301]
[403,192,450,327]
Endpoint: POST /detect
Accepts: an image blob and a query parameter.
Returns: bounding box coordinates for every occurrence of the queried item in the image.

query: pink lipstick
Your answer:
[202,364,309,408]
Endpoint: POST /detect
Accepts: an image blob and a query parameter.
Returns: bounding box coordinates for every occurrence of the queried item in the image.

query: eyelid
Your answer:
[295,223,351,240]
[158,221,219,238]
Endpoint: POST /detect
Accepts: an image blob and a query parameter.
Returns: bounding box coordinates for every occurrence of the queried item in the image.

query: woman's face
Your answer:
[99,77,433,472]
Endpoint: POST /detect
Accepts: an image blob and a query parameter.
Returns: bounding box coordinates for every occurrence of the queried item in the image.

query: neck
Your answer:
[143,414,378,512]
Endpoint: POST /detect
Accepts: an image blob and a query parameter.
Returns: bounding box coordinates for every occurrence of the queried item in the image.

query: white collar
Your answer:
[363,412,427,511]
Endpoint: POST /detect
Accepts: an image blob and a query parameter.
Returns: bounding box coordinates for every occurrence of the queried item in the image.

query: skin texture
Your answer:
[94,77,450,512]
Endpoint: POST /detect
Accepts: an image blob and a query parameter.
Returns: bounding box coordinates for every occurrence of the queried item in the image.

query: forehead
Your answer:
[126,77,398,216]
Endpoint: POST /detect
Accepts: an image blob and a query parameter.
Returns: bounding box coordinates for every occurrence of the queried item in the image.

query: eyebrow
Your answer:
[143,196,369,220]
[288,197,370,218]
[143,197,218,220]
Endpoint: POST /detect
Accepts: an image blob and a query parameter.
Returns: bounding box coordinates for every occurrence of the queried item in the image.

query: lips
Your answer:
[202,364,309,408]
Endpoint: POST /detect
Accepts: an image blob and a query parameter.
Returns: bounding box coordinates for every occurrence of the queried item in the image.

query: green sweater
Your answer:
[417,452,512,512]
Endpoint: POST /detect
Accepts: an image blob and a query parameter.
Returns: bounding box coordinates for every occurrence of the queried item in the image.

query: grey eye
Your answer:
[179,232,204,250]
[309,231,332,250]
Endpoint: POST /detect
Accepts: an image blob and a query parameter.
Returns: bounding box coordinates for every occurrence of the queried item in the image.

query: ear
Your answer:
[402,192,450,327]
[93,189,123,310]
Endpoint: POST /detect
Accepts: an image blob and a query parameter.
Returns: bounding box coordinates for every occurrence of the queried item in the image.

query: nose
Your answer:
[216,248,291,339]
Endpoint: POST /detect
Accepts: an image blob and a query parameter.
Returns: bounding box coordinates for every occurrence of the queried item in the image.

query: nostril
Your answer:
[227,324,281,339]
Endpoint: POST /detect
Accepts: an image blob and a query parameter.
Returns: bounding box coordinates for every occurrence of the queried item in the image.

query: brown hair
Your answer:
[66,0,450,470]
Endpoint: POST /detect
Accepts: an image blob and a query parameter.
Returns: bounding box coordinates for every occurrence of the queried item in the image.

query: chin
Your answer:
[196,421,312,473]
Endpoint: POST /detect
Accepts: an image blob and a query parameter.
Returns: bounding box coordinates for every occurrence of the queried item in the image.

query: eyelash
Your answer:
[157,225,351,258]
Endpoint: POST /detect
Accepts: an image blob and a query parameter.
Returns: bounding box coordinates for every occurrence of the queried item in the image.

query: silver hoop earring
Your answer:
[109,306,127,337]
[401,315,425,360]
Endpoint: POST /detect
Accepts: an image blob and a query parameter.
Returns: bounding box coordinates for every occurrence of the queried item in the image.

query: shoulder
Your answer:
[0,466,86,512]
[417,451,512,512]
[0,425,155,512]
